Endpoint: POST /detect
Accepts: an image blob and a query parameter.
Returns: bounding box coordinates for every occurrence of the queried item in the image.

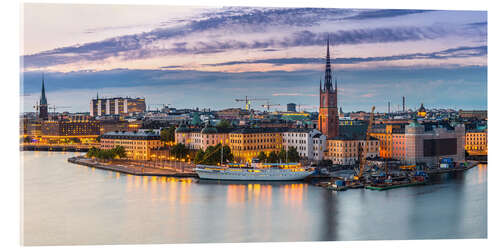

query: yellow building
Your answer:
[326,138,379,165]
[100,131,162,160]
[465,130,487,155]
[368,124,406,159]
[229,128,285,162]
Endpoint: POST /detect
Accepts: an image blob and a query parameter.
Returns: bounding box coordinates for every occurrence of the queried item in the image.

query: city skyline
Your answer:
[21,4,487,112]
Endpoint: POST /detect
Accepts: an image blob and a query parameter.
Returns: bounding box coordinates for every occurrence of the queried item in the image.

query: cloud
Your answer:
[22,7,462,70]
[23,25,459,69]
[344,9,433,20]
[204,45,487,67]
[272,93,318,97]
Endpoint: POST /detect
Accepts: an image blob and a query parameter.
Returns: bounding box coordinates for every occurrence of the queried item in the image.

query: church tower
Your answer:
[318,38,339,139]
[39,74,49,120]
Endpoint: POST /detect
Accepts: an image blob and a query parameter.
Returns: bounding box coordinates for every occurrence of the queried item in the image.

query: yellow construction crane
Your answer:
[356,106,376,180]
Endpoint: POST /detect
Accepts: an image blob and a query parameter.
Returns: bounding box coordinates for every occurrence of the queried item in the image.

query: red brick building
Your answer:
[318,39,339,139]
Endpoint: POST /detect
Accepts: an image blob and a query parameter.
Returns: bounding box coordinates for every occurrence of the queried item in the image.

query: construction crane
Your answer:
[295,104,306,112]
[48,105,71,114]
[235,96,268,110]
[356,106,376,181]
[261,100,280,111]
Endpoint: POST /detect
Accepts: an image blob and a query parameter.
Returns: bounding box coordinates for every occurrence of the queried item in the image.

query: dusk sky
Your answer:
[21,3,487,113]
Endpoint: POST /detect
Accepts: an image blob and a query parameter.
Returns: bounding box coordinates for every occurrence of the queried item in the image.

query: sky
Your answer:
[20,3,487,113]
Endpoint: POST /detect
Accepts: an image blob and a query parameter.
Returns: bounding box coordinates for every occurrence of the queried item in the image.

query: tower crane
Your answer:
[48,105,72,114]
[261,100,281,111]
[235,96,268,110]
[356,106,376,181]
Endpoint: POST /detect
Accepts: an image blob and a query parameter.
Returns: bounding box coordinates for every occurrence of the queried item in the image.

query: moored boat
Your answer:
[195,159,313,181]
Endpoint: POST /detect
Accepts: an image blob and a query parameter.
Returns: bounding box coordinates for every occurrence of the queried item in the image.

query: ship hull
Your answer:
[195,167,313,181]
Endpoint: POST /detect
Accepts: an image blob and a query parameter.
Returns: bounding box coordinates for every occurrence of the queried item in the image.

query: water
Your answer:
[22,151,487,246]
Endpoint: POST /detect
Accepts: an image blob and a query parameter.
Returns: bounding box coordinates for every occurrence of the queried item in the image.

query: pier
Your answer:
[68,156,198,178]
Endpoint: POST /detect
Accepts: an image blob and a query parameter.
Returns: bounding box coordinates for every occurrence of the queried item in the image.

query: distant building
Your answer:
[287,103,297,112]
[459,110,487,120]
[90,96,146,117]
[417,103,427,118]
[405,120,465,166]
[100,131,162,160]
[325,137,380,165]
[41,115,100,143]
[369,123,407,159]
[229,127,285,162]
[215,108,250,120]
[465,128,487,155]
[283,128,326,161]
[99,119,132,134]
[175,123,234,150]
[349,111,370,121]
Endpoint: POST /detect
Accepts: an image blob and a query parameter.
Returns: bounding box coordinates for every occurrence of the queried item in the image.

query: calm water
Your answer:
[22,151,487,246]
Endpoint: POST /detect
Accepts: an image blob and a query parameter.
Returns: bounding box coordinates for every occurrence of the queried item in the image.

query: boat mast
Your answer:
[286,146,288,163]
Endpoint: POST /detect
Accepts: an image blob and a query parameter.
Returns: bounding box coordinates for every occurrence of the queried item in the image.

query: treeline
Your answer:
[170,143,189,159]
[87,146,126,160]
[257,147,300,163]
[160,126,176,142]
[194,143,234,165]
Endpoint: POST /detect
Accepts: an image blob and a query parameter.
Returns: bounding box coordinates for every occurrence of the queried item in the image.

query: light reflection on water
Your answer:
[22,152,487,246]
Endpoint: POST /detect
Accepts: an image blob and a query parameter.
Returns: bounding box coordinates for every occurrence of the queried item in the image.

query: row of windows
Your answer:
[232,145,281,151]
[230,139,277,144]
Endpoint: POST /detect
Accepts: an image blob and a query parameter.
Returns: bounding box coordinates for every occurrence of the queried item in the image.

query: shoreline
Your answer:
[67,156,198,178]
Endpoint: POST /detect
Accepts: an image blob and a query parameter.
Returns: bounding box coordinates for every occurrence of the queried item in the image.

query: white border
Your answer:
[3,0,497,249]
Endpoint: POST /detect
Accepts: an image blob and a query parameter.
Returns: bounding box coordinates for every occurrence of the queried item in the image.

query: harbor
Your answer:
[67,154,481,193]
[22,151,487,245]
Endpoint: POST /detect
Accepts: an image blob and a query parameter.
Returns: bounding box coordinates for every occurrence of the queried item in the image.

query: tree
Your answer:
[96,136,101,142]
[171,143,188,159]
[87,147,99,158]
[69,137,81,144]
[287,146,301,162]
[194,149,205,164]
[257,151,267,163]
[113,146,126,159]
[23,136,32,143]
[268,151,279,163]
[222,145,234,163]
[196,144,233,165]
[217,119,231,129]
[161,126,176,142]
[278,148,287,162]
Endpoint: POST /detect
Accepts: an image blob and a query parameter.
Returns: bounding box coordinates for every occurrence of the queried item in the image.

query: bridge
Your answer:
[21,143,99,152]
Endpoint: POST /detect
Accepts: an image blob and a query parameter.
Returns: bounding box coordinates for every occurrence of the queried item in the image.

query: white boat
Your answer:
[195,159,313,181]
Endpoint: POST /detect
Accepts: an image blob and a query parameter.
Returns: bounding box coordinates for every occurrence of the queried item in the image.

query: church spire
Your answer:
[40,73,47,105]
[324,37,333,91]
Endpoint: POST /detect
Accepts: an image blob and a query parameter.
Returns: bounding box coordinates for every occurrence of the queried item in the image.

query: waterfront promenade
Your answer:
[21,142,98,152]
[68,156,197,177]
